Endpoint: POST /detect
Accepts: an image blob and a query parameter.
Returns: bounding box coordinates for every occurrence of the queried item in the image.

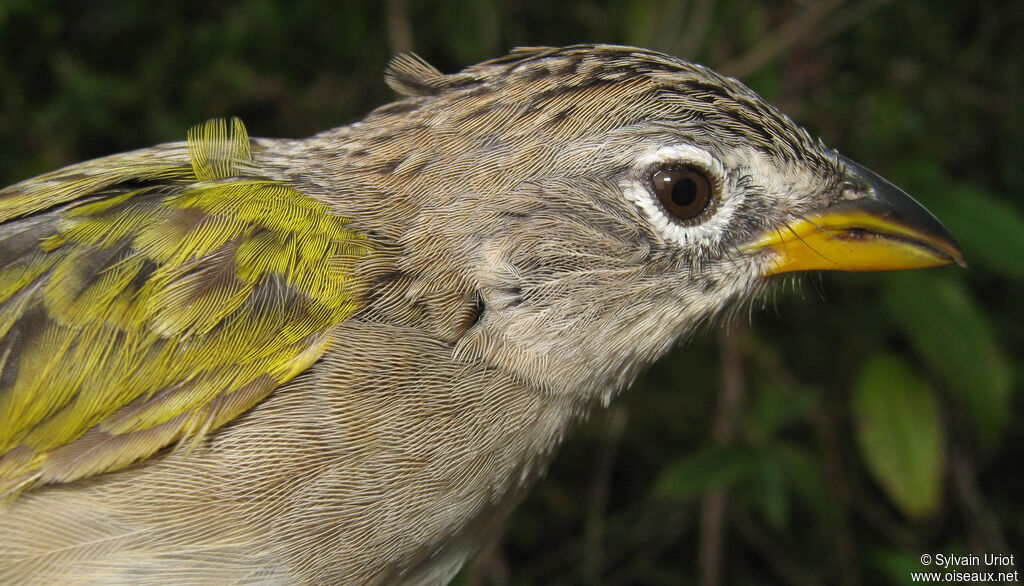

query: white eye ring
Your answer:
[621,145,737,247]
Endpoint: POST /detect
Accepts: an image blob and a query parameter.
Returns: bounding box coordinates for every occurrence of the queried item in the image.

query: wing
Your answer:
[0,119,369,496]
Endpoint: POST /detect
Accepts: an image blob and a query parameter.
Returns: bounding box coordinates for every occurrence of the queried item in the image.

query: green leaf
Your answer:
[883,272,1012,448]
[931,185,1024,282]
[775,443,831,519]
[755,448,788,530]
[745,383,819,443]
[653,445,753,499]
[852,354,945,519]
[868,547,930,585]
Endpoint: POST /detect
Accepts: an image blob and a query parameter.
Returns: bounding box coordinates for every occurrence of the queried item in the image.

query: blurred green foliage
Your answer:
[852,354,945,519]
[0,0,1020,584]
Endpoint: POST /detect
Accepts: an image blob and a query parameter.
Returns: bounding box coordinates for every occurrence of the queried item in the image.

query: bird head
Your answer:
[283,45,964,405]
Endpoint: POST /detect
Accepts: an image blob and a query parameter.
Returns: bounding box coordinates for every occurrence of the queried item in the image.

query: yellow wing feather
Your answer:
[0,119,369,496]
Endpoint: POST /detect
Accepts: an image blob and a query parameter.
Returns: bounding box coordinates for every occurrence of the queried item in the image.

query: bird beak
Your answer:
[743,155,966,276]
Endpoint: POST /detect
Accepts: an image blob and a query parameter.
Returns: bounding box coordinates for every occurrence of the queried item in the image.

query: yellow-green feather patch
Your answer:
[0,118,369,496]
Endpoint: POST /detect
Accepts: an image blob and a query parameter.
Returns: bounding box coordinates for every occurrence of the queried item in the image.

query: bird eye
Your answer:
[651,166,715,223]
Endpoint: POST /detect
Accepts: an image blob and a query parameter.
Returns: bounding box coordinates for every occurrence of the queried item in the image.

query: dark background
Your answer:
[1,1,1020,584]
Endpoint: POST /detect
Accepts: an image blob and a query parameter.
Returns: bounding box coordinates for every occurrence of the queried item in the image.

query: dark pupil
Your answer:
[652,167,712,223]
[671,177,698,208]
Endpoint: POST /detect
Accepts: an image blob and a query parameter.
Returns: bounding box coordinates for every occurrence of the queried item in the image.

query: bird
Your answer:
[0,44,964,584]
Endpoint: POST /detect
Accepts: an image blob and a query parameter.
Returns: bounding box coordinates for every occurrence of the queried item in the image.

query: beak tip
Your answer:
[841,155,969,273]
[938,234,967,269]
